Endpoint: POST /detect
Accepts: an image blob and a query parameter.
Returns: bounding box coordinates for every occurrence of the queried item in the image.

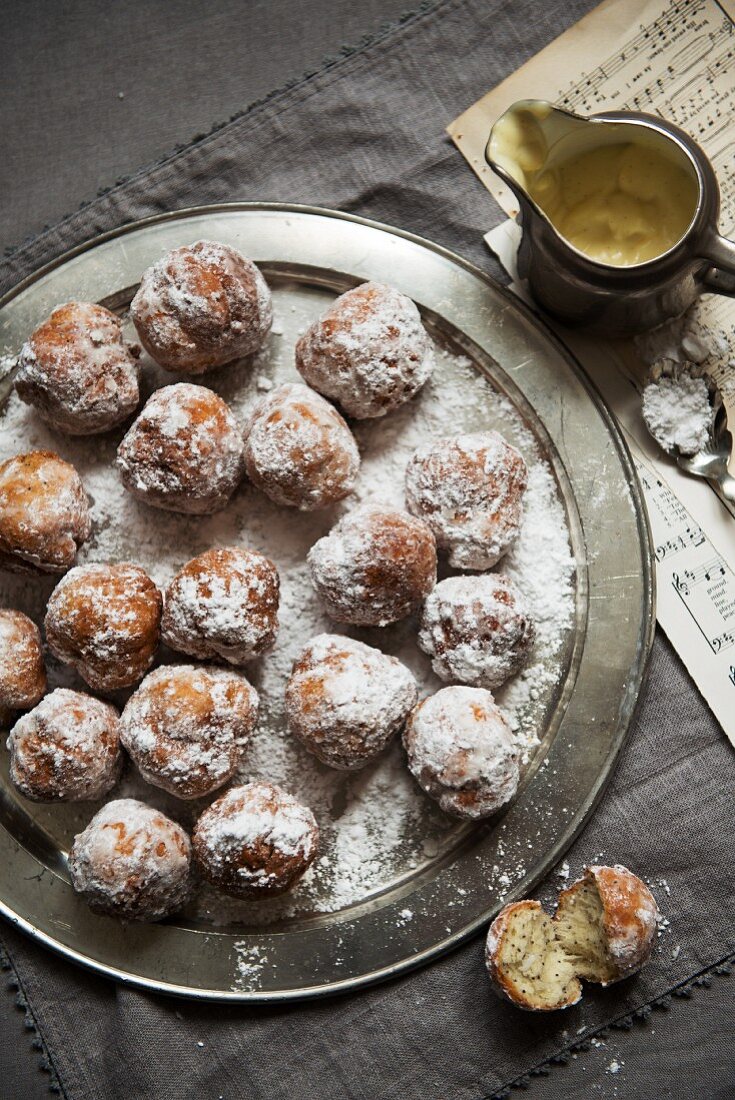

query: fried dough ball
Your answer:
[405,432,528,570]
[16,302,140,434]
[295,282,434,418]
[485,866,659,1011]
[7,688,121,802]
[403,686,519,819]
[286,634,417,769]
[0,610,46,723]
[307,505,437,626]
[120,664,259,800]
[130,240,272,373]
[243,382,360,510]
[555,865,659,985]
[116,383,244,514]
[0,451,91,575]
[45,562,162,693]
[161,546,279,665]
[193,782,319,898]
[485,900,583,1012]
[68,798,191,921]
[418,574,536,689]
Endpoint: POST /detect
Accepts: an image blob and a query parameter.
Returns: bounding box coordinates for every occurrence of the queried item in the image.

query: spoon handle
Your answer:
[710,471,735,519]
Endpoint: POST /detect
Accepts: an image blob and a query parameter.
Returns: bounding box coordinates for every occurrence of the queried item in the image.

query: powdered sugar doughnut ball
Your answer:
[243,382,360,510]
[130,240,272,374]
[120,664,259,800]
[308,506,437,626]
[16,302,140,435]
[295,282,434,418]
[69,798,191,921]
[7,688,121,802]
[116,383,244,514]
[418,574,536,689]
[405,432,528,570]
[193,781,318,898]
[286,634,417,770]
[45,562,162,693]
[0,610,46,723]
[0,451,91,575]
[161,546,279,665]
[403,686,519,819]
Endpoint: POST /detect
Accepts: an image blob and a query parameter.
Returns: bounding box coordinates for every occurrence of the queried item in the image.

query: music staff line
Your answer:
[558,0,732,112]
[559,0,714,108]
[672,573,735,653]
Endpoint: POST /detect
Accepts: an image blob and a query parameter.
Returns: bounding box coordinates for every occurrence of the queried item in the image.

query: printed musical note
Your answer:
[681,556,727,586]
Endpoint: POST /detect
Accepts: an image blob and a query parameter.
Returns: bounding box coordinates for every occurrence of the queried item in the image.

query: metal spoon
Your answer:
[672,385,735,519]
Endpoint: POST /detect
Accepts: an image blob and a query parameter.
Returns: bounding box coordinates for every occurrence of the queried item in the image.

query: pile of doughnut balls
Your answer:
[0,241,657,1004]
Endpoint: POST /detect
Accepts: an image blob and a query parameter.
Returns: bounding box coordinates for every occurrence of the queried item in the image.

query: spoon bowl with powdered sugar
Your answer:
[642,360,735,518]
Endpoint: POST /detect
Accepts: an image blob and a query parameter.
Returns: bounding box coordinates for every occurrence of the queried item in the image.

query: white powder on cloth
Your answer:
[642,368,713,456]
[0,287,575,930]
[634,299,729,367]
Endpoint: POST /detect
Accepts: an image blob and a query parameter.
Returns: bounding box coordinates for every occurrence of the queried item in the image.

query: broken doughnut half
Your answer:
[485,865,659,1011]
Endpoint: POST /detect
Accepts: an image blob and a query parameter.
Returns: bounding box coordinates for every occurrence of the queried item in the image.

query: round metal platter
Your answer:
[0,205,654,1001]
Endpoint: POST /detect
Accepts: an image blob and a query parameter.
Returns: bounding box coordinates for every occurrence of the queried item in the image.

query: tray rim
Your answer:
[0,202,655,1001]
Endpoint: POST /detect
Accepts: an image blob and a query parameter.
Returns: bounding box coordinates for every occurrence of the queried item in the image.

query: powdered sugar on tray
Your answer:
[0,286,575,933]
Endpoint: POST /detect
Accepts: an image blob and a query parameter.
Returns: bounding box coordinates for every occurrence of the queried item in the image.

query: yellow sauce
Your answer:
[488,102,699,266]
[528,143,698,265]
[490,100,551,180]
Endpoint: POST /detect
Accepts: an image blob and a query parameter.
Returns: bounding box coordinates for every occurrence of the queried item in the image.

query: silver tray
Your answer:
[0,204,654,1001]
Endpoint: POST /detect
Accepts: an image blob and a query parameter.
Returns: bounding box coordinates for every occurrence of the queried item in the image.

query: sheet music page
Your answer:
[448,0,735,220]
[448,0,735,744]
[449,0,735,407]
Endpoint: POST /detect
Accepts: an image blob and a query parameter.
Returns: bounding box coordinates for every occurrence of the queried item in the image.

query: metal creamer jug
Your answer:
[486,100,735,337]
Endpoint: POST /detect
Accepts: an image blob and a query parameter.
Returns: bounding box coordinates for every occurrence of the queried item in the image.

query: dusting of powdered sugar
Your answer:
[295,282,434,419]
[285,633,418,769]
[193,781,318,891]
[418,573,536,690]
[642,366,713,456]
[0,284,576,929]
[403,685,519,820]
[130,240,273,369]
[633,299,729,367]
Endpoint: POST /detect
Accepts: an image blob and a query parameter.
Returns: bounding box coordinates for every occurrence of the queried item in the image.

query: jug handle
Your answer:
[700,233,735,296]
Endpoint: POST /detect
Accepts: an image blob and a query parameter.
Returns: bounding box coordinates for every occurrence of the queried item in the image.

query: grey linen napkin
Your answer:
[1,1,734,1097]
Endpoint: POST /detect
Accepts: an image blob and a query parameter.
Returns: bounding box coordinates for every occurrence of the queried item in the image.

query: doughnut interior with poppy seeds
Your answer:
[130,240,272,374]
[307,505,437,626]
[485,865,660,1010]
[45,562,162,693]
[295,282,434,418]
[116,383,244,514]
[16,301,141,435]
[68,798,192,921]
[0,451,91,575]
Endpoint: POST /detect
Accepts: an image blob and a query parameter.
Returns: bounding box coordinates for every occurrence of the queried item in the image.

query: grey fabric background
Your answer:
[1,1,734,1097]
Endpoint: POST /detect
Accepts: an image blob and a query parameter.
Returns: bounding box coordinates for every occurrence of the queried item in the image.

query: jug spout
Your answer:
[484,100,735,336]
[486,99,590,201]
